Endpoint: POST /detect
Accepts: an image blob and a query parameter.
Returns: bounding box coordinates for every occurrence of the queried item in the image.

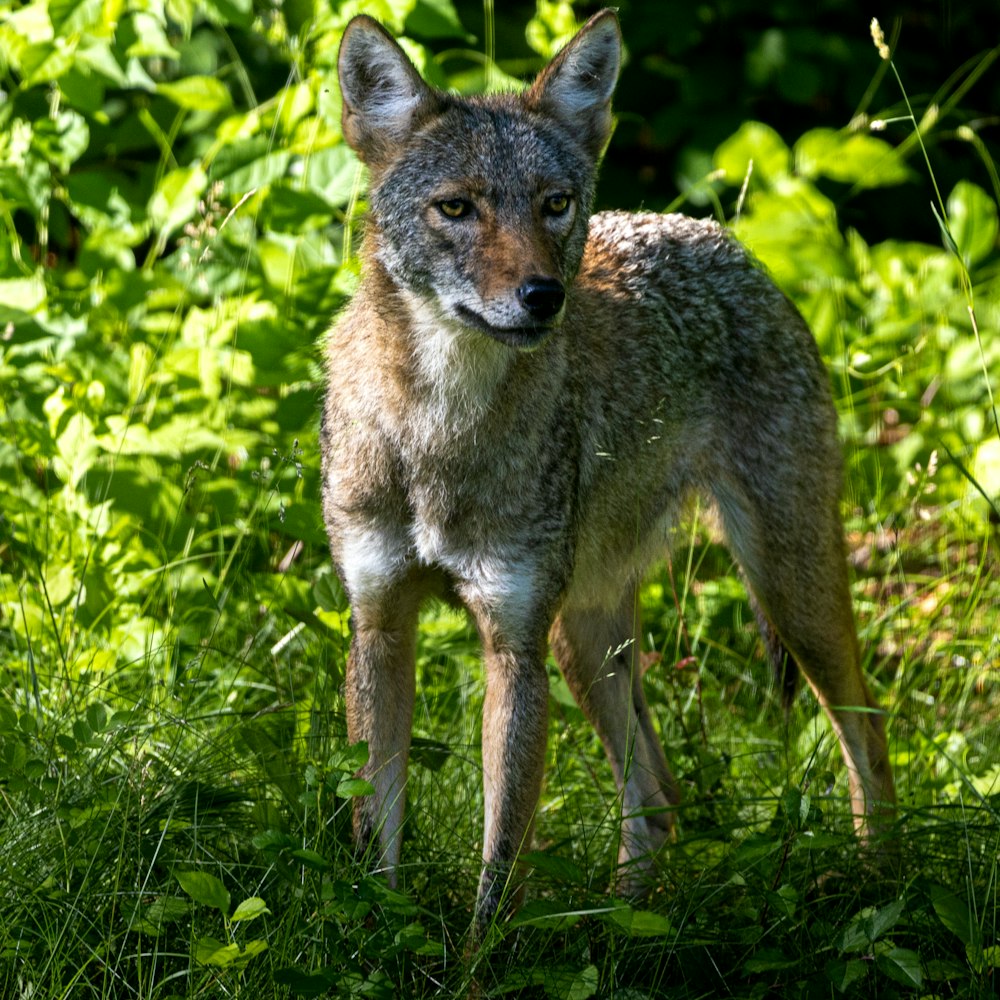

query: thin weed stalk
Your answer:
[870,18,1000,446]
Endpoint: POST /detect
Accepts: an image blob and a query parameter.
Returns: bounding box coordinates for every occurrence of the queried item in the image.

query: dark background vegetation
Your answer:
[454,0,1000,242]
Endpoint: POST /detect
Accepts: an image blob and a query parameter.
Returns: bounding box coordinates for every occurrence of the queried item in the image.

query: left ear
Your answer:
[525,9,622,157]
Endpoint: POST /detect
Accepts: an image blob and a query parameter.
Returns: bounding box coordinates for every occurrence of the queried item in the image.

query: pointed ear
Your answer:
[526,10,622,157]
[338,15,441,168]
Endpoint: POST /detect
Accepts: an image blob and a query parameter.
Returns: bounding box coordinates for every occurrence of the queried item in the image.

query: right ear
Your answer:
[525,10,622,157]
[338,15,441,168]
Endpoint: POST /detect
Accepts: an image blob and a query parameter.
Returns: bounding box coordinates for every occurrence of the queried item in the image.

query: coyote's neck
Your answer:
[397,289,515,442]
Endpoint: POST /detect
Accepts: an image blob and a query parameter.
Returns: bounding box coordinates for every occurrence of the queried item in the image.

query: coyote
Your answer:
[321,9,895,927]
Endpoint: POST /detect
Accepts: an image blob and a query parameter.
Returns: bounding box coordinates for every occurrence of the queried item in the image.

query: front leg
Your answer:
[476,633,550,928]
[459,560,555,931]
[336,530,424,882]
[345,596,420,880]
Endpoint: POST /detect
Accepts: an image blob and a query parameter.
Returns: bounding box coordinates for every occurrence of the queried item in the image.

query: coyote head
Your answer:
[337,12,622,349]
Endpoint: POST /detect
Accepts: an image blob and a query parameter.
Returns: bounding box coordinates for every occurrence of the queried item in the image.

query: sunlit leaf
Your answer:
[947,180,998,265]
[794,128,911,187]
[231,897,270,922]
[32,110,90,171]
[158,76,233,112]
[195,937,240,966]
[714,121,791,185]
[149,165,209,238]
[175,871,231,914]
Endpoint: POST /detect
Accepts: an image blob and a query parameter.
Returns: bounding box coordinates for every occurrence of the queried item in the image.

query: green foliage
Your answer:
[1,1,999,998]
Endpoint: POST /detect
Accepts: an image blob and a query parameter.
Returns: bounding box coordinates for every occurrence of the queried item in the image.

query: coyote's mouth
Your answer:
[454,305,557,350]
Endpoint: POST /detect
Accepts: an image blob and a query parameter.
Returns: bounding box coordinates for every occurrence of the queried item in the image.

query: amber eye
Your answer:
[544,193,572,216]
[438,199,471,219]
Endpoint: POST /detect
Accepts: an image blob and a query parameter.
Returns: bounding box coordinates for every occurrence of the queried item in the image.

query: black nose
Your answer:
[517,277,565,321]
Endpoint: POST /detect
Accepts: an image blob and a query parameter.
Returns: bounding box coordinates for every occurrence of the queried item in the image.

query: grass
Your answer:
[2,1,999,997]
[5,515,998,997]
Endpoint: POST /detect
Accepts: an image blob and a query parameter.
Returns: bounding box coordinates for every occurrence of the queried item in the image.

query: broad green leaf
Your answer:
[300,144,360,206]
[973,439,1000,513]
[330,742,369,773]
[158,76,233,112]
[394,921,444,957]
[714,121,791,185]
[195,937,240,967]
[0,706,17,732]
[931,885,977,947]
[1,743,29,775]
[744,949,799,973]
[72,720,93,745]
[527,2,582,57]
[405,0,468,39]
[204,0,254,28]
[867,898,905,942]
[98,415,227,458]
[149,165,208,238]
[947,180,998,265]
[781,786,809,827]
[604,905,672,937]
[0,276,46,313]
[341,0,418,34]
[290,848,330,871]
[231,897,270,922]
[124,12,180,59]
[794,128,910,187]
[510,898,582,931]
[766,884,799,919]
[273,968,336,997]
[335,777,374,798]
[49,0,105,33]
[277,81,314,134]
[241,939,268,960]
[552,963,598,1000]
[175,870,231,914]
[838,899,905,952]
[86,703,107,733]
[19,40,78,86]
[56,412,99,487]
[215,150,292,195]
[32,110,90,172]
[128,343,154,404]
[521,851,587,885]
[263,187,338,232]
[60,67,107,115]
[875,947,922,988]
[1,3,52,46]
[825,957,866,991]
[130,896,190,935]
[75,38,133,88]
[167,0,196,36]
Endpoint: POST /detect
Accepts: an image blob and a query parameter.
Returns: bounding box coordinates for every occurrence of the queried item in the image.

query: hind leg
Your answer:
[714,473,895,835]
[551,586,679,893]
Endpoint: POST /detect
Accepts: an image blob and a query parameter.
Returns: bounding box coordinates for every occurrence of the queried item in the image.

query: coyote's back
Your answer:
[321,8,895,931]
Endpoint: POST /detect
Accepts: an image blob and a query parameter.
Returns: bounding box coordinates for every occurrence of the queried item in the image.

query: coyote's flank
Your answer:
[321,8,896,930]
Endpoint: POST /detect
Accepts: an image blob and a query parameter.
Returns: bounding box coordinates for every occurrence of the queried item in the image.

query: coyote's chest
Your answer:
[392,304,514,456]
